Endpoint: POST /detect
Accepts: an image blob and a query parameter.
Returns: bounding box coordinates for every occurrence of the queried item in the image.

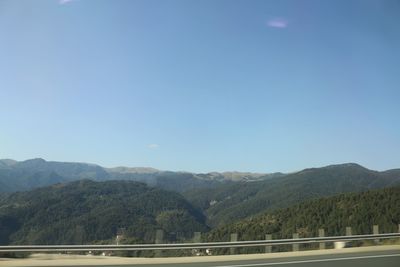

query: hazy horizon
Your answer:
[1,157,398,175]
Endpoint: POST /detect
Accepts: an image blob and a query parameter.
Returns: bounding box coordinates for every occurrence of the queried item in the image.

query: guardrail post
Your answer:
[373,225,379,244]
[155,229,164,257]
[193,232,201,243]
[230,233,238,255]
[346,227,352,236]
[398,224,400,233]
[155,229,164,244]
[292,233,299,252]
[345,227,352,248]
[319,229,325,249]
[191,232,202,256]
[265,234,272,253]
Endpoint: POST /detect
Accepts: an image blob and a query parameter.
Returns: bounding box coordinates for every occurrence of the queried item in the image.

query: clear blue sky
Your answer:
[1,0,399,173]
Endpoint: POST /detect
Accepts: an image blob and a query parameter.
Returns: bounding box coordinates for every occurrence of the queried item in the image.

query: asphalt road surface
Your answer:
[134,250,400,267]
[1,245,399,267]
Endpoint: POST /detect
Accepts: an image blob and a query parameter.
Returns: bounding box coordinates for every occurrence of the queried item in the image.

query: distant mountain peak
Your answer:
[299,163,369,173]
[107,166,160,174]
[25,158,46,163]
[0,159,17,166]
[324,162,368,170]
[15,158,48,168]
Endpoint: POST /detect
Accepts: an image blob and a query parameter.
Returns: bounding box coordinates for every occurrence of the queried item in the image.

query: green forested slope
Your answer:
[185,164,400,227]
[207,186,400,242]
[0,180,208,245]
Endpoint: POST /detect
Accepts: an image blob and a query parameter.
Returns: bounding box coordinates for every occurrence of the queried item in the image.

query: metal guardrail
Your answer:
[0,233,399,252]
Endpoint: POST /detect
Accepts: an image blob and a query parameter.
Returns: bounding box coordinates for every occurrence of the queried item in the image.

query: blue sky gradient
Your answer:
[1,0,399,172]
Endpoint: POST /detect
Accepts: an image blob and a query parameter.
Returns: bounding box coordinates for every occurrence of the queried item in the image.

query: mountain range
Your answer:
[1,158,400,235]
[0,158,277,193]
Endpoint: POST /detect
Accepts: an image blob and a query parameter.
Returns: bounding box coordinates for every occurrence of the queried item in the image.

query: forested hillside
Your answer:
[185,163,400,227]
[0,180,208,245]
[207,186,400,242]
[2,159,400,235]
[0,177,399,248]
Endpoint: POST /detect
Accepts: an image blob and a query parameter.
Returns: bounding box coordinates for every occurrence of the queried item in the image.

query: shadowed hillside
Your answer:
[0,180,208,245]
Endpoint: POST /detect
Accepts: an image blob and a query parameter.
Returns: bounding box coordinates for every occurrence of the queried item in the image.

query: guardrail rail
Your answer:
[1,233,399,252]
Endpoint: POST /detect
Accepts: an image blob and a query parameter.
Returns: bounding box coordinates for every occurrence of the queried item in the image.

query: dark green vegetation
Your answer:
[207,186,400,242]
[0,180,208,245]
[0,159,271,193]
[0,160,399,248]
[184,164,400,227]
